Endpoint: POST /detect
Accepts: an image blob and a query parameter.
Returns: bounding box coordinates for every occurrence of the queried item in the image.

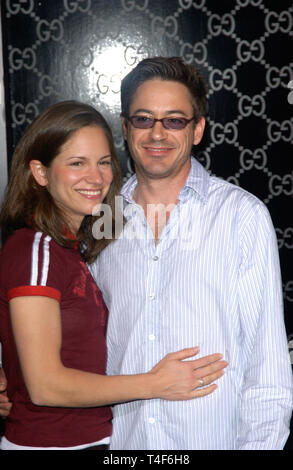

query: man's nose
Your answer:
[149,120,168,140]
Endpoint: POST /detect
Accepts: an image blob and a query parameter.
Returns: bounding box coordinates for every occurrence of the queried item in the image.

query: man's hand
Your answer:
[0,368,12,418]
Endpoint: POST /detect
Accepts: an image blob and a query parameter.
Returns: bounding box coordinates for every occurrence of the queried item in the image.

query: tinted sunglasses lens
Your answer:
[131,117,153,128]
[164,118,187,129]
[129,116,191,129]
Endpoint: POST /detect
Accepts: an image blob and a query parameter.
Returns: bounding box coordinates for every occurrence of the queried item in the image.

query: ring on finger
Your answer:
[198,378,204,387]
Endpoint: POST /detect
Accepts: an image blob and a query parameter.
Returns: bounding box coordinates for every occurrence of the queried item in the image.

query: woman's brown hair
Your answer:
[0,100,122,263]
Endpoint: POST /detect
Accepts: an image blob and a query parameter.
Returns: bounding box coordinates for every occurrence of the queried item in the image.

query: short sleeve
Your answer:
[0,229,66,302]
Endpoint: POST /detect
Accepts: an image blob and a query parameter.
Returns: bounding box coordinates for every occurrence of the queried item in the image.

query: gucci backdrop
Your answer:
[0,0,293,446]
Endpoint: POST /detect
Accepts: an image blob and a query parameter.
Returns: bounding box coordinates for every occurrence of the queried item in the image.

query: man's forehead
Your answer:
[129,79,194,114]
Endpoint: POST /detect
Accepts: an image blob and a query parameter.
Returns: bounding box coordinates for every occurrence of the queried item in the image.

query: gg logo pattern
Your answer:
[1,0,292,347]
[288,80,293,104]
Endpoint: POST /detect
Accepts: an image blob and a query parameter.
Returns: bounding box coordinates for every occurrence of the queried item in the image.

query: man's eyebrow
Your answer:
[132,108,189,116]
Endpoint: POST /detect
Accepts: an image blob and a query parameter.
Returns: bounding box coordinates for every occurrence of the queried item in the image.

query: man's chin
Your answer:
[135,160,190,181]
[139,166,173,180]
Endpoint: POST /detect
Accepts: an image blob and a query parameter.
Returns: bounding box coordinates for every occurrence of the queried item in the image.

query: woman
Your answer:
[0,101,226,450]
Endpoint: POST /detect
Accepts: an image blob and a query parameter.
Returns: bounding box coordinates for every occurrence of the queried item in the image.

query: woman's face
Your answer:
[31,126,113,232]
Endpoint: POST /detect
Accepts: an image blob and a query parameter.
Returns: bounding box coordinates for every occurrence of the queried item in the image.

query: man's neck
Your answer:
[133,161,191,207]
[134,178,175,206]
[133,167,190,244]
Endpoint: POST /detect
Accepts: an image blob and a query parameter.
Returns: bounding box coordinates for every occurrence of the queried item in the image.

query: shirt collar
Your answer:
[63,226,79,250]
[180,157,210,203]
[121,157,210,204]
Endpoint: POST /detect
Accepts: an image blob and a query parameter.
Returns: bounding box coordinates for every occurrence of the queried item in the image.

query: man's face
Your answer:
[122,79,205,182]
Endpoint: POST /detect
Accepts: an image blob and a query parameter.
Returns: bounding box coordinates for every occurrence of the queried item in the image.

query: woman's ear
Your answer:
[29,160,48,187]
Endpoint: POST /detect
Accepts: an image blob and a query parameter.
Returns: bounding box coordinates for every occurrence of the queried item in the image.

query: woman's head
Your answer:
[1,101,122,260]
[30,123,115,234]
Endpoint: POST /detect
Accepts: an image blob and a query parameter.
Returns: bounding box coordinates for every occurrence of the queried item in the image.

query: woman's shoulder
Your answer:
[1,228,78,275]
[2,228,44,254]
[0,228,69,293]
[1,227,34,251]
[0,228,63,263]
[0,229,44,287]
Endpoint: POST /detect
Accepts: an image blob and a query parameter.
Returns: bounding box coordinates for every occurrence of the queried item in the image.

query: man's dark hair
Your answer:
[121,56,207,123]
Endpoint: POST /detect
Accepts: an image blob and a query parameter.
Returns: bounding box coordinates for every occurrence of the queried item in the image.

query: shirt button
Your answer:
[148,417,155,424]
[148,334,156,341]
[152,256,159,261]
[149,293,155,300]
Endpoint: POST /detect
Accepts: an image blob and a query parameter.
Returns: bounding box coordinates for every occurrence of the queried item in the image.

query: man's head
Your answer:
[121,56,207,123]
[121,57,207,182]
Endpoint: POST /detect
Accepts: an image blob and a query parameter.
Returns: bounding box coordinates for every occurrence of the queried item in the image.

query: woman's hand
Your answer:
[149,347,228,400]
[0,368,12,417]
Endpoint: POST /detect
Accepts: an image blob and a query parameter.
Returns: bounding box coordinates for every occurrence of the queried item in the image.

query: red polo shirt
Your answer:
[0,228,112,447]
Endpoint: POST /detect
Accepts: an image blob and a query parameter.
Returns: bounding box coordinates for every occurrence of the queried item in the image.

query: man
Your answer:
[91,57,293,449]
[1,56,293,449]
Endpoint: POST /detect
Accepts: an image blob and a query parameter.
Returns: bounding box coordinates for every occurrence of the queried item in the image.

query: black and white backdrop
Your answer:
[0,0,293,447]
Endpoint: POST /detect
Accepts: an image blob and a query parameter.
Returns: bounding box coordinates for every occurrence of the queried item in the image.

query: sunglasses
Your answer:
[127,115,196,130]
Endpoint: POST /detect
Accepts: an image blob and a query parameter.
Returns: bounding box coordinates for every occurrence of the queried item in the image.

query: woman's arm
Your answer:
[10,296,227,407]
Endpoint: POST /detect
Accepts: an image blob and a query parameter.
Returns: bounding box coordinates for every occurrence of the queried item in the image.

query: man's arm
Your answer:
[237,202,293,449]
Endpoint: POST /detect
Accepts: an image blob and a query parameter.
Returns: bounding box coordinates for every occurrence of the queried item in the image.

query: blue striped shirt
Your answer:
[90,157,293,450]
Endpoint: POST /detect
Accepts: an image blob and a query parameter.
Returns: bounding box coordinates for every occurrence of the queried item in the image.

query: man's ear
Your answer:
[122,117,128,140]
[29,160,48,187]
[193,117,205,146]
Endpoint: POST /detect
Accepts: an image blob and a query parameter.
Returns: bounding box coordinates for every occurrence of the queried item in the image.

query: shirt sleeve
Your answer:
[237,202,293,449]
[3,230,65,303]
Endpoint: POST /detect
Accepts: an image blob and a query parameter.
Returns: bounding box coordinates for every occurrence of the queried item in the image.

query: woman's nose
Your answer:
[85,165,103,184]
